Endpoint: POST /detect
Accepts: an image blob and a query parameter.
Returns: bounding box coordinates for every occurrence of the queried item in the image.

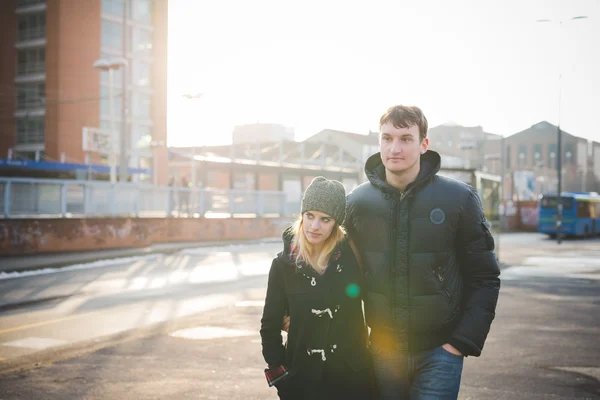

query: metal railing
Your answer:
[0,178,295,218]
[18,0,45,6]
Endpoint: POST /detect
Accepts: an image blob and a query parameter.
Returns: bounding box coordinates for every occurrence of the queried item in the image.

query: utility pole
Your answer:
[556,125,563,244]
[536,15,588,244]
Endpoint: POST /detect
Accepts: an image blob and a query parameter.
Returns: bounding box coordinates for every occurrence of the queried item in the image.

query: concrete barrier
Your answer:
[0,217,293,256]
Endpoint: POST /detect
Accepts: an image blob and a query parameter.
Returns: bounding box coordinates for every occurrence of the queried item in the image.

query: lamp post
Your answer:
[536,15,588,244]
[93,57,127,184]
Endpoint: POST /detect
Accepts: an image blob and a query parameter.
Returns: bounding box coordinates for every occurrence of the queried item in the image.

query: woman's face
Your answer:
[302,210,336,247]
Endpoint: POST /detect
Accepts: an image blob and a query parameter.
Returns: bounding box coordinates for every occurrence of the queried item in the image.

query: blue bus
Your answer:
[538,192,600,238]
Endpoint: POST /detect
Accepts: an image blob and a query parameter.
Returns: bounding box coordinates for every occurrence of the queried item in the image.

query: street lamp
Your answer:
[536,15,588,244]
[93,57,127,184]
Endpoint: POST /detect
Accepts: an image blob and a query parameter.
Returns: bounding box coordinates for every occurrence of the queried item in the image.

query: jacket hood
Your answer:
[364,150,441,194]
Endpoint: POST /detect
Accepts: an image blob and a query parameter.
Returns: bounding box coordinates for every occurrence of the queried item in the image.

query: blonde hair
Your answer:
[290,213,346,272]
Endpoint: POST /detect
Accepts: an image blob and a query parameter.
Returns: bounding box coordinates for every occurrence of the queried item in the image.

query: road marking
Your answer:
[0,310,99,336]
[170,326,256,340]
[2,337,68,350]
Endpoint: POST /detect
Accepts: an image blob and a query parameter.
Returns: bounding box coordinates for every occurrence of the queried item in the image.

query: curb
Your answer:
[0,238,282,274]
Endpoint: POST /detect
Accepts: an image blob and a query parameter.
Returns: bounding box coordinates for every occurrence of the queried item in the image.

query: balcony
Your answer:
[16,0,46,15]
[15,0,46,14]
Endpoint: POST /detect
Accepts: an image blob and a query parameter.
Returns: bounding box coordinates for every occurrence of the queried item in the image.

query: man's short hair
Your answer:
[379,105,428,141]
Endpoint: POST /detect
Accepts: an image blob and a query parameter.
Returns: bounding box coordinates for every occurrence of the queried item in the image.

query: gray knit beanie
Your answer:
[301,176,347,224]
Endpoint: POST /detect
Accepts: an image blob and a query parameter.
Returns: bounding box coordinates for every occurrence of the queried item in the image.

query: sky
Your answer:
[166,0,600,147]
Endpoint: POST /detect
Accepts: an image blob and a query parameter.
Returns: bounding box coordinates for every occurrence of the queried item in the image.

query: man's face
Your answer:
[379,122,429,174]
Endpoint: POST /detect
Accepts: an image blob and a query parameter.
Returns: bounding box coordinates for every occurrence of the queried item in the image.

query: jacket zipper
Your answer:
[435,267,457,312]
[397,189,413,352]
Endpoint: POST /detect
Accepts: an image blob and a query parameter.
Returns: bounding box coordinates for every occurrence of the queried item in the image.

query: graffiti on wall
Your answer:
[0,217,290,256]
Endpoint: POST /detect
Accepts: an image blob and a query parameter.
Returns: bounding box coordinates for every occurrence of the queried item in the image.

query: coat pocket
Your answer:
[482,220,495,251]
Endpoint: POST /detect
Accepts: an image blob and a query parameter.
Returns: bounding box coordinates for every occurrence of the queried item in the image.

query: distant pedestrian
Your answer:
[168,176,176,217]
[260,177,374,399]
[180,176,190,215]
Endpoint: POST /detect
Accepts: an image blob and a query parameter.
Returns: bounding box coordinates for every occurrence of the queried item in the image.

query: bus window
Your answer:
[540,196,574,210]
[577,201,591,218]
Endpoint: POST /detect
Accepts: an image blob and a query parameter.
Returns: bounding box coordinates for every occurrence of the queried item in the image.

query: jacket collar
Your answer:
[364,150,441,195]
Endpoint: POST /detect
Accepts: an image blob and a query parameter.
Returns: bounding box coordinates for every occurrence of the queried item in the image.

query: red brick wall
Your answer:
[0,217,291,256]
[258,172,278,190]
[45,0,102,164]
[0,0,18,159]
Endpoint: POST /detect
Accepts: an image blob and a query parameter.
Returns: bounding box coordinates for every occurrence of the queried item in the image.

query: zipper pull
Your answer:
[436,267,444,282]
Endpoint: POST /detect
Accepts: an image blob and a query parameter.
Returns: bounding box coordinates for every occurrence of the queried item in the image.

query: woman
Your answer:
[260,176,373,400]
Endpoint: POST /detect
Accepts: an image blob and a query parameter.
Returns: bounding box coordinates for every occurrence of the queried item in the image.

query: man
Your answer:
[345,105,501,399]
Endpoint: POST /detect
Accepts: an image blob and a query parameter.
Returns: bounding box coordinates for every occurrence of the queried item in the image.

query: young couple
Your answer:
[260,105,501,400]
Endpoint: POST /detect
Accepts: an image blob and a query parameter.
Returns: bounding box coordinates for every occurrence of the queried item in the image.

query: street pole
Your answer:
[119,0,129,183]
[535,16,588,244]
[182,93,203,187]
[556,124,563,244]
[108,69,117,184]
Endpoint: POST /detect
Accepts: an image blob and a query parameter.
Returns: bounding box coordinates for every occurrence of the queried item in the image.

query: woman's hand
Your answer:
[282,314,290,332]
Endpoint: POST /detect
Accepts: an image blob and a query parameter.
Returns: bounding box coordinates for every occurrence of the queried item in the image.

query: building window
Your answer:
[506,144,511,169]
[131,92,151,119]
[16,116,44,144]
[17,83,45,109]
[564,143,574,165]
[100,86,123,118]
[518,144,527,167]
[131,60,151,86]
[532,144,543,168]
[132,124,151,151]
[548,143,557,169]
[133,0,152,24]
[102,0,124,17]
[17,13,46,41]
[101,19,123,51]
[129,27,153,55]
[233,172,256,190]
[17,47,45,76]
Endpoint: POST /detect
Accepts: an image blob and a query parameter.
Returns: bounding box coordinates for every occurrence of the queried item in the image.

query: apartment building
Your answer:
[0,0,168,184]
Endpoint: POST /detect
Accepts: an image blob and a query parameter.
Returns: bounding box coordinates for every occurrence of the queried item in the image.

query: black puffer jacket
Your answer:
[345,150,501,357]
[260,228,371,384]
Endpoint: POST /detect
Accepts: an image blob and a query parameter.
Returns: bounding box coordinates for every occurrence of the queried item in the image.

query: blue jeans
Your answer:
[371,344,464,400]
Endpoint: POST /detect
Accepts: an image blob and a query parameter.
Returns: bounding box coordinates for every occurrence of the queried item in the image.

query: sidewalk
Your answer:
[0,238,281,274]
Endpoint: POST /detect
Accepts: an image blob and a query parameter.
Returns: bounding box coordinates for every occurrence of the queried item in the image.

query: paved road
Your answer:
[0,243,280,364]
[0,234,599,399]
